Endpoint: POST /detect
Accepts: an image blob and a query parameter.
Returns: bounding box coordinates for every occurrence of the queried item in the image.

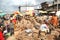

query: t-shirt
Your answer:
[51,16,58,26]
[40,24,49,32]
[9,23,14,28]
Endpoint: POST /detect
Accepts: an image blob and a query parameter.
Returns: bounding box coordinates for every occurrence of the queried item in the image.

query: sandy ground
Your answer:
[7,35,17,40]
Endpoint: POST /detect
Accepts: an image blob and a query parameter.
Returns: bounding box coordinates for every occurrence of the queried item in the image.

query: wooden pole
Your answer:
[18,6,21,12]
[57,0,58,11]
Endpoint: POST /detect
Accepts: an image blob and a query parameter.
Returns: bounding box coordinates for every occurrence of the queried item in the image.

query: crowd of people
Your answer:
[0,11,60,40]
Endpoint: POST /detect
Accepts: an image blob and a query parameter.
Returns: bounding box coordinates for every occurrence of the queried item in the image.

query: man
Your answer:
[10,20,14,35]
[51,14,58,28]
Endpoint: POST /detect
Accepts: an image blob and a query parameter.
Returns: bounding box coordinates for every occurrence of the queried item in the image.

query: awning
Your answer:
[39,10,47,13]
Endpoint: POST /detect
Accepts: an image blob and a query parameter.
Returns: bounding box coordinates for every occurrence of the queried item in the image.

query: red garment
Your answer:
[0,31,4,40]
[12,19,16,24]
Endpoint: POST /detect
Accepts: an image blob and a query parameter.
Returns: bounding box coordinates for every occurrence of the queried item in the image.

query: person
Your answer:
[12,18,17,30]
[10,20,14,35]
[39,20,49,33]
[51,14,58,28]
[0,26,5,40]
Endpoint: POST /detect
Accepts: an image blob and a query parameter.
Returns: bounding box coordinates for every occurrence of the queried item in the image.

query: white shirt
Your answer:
[40,24,49,32]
